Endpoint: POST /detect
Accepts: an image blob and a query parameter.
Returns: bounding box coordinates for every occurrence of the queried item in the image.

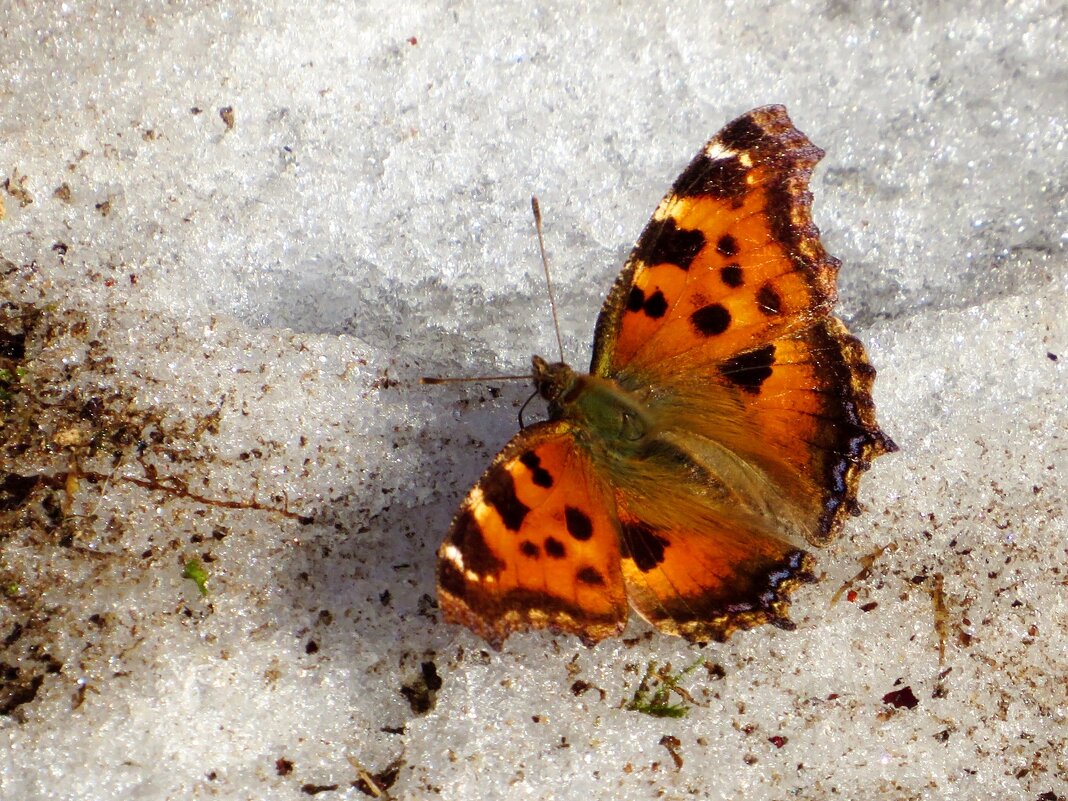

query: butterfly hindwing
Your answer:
[616,503,817,642]
[596,320,894,641]
[436,421,628,648]
[712,316,897,545]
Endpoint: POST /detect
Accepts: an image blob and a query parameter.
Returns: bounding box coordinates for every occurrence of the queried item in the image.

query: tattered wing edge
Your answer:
[808,317,898,546]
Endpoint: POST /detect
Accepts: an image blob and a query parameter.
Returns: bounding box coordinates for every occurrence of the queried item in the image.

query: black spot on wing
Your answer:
[690,304,731,336]
[437,559,465,596]
[673,154,748,201]
[757,283,782,315]
[620,520,669,573]
[642,290,668,318]
[720,264,743,287]
[716,234,739,257]
[634,218,705,270]
[625,287,668,319]
[520,540,540,558]
[483,464,530,531]
[448,508,505,577]
[518,451,553,488]
[576,566,606,586]
[545,537,566,559]
[719,344,776,393]
[565,506,593,541]
[627,287,645,312]
[717,114,768,152]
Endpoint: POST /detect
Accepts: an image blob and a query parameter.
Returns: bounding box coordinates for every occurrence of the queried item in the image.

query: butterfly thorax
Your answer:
[532,355,651,444]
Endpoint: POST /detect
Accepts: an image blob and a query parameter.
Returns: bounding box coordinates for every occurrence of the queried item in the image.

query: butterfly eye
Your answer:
[619,412,645,442]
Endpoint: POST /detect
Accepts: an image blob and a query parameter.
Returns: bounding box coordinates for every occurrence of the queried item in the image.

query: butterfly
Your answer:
[436,105,896,648]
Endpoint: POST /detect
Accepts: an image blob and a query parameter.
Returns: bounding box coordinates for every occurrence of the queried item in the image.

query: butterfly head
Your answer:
[531,355,581,414]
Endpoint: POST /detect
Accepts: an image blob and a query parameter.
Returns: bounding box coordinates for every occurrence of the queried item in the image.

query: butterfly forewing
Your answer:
[591,105,838,378]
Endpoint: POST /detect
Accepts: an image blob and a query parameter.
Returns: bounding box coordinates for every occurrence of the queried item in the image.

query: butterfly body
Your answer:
[437,106,896,648]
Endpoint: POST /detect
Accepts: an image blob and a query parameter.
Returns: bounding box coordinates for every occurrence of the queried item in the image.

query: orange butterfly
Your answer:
[436,106,896,648]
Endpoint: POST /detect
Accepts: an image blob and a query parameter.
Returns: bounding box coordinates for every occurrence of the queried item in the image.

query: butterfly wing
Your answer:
[591,104,839,375]
[584,106,894,639]
[437,420,628,648]
[616,493,816,643]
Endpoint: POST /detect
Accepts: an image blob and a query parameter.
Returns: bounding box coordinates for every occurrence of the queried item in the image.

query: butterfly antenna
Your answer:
[420,373,532,385]
[531,196,565,363]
